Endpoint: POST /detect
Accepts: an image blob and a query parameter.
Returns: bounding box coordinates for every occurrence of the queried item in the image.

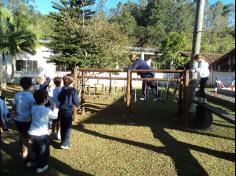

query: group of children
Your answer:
[0,73,79,174]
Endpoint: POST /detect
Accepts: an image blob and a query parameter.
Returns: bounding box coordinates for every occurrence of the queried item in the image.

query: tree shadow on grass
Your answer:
[213,122,235,129]
[76,94,235,176]
[0,126,92,176]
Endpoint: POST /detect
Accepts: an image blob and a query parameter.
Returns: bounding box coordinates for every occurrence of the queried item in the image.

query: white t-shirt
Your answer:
[13,91,35,122]
[28,105,55,136]
[0,99,9,127]
[192,60,210,78]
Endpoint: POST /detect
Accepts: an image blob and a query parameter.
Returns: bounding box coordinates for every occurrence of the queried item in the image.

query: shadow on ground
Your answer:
[74,93,235,176]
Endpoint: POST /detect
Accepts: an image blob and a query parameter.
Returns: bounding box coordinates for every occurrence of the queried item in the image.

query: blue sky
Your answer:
[34,0,235,15]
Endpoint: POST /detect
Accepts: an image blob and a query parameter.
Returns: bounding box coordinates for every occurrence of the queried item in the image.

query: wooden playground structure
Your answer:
[72,68,190,123]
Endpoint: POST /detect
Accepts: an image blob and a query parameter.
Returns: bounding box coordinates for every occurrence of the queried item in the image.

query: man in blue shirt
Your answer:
[129,53,159,101]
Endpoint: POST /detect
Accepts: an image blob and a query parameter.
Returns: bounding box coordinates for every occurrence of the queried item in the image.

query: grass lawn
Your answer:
[1,85,235,176]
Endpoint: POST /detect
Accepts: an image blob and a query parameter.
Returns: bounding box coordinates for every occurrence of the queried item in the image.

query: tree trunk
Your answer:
[185,0,206,126]
[0,52,7,90]
[11,55,16,83]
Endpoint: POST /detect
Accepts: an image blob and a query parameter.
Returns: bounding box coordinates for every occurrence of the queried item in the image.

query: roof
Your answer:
[211,48,235,66]
[179,51,222,65]
[126,46,159,53]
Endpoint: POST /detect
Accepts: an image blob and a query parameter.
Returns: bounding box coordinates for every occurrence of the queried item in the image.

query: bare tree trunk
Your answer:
[11,55,16,83]
[185,0,206,126]
[0,52,7,90]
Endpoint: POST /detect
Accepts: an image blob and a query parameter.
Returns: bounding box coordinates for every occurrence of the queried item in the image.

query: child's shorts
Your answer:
[14,121,31,138]
[52,118,60,123]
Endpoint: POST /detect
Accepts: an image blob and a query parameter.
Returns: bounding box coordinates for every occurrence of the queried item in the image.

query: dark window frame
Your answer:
[16,60,38,71]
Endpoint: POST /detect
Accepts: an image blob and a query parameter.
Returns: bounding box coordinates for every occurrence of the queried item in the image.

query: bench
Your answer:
[193,100,235,124]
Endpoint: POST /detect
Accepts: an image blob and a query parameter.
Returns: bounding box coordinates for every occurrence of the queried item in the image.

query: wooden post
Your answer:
[101,84,105,95]
[109,72,113,94]
[81,71,86,115]
[126,70,132,118]
[73,67,78,121]
[181,70,190,126]
[178,73,183,120]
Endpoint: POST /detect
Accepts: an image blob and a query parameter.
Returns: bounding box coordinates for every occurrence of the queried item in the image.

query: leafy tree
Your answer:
[109,10,137,44]
[84,15,130,68]
[157,32,188,69]
[202,1,235,53]
[46,0,96,68]
[0,0,35,11]
[0,6,36,81]
[143,0,195,47]
[47,0,129,69]
[109,0,195,48]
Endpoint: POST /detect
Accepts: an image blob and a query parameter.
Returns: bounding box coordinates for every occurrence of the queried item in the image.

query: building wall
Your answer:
[210,54,235,72]
[10,46,60,83]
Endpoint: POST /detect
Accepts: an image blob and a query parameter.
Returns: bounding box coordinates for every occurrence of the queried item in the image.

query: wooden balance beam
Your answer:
[192,100,235,124]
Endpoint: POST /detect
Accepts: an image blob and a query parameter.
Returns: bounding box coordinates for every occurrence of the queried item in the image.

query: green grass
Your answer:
[1,85,235,176]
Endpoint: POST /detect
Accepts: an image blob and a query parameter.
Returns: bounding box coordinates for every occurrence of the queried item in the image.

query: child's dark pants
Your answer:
[31,135,49,168]
[200,77,209,99]
[60,110,72,147]
[142,73,158,99]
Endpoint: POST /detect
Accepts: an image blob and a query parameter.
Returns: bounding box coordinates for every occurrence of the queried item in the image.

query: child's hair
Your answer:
[0,96,5,101]
[54,77,62,87]
[34,89,48,105]
[37,75,45,84]
[129,53,137,58]
[20,77,32,90]
[194,54,203,61]
[63,74,74,87]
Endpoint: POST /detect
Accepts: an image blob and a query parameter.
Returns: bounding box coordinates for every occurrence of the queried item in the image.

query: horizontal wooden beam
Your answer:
[79,69,124,72]
[78,76,180,82]
[130,69,185,74]
[78,68,185,74]
[193,100,235,124]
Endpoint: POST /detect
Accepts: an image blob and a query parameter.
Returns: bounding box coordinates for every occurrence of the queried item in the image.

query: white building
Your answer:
[0,46,164,87]
[1,46,69,83]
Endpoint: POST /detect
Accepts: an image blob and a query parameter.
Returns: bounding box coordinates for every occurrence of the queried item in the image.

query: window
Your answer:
[16,60,38,71]
[56,64,71,72]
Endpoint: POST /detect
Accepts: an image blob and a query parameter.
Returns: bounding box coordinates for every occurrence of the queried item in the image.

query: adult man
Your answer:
[128,53,159,101]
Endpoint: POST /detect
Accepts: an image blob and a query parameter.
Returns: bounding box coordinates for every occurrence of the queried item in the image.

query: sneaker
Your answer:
[57,133,61,141]
[26,161,36,168]
[202,98,208,104]
[139,97,145,101]
[60,145,71,150]
[140,96,148,101]
[153,97,160,102]
[197,97,203,102]
[36,165,48,174]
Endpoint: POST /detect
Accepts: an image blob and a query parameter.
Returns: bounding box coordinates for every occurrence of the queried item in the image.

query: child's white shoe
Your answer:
[36,165,48,174]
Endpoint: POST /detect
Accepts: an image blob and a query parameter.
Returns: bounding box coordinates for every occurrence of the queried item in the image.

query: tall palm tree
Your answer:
[0,7,36,82]
[0,7,12,87]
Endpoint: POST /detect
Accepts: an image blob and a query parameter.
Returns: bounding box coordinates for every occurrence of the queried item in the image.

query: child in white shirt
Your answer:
[51,77,63,140]
[0,96,10,131]
[192,54,210,103]
[27,89,55,174]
